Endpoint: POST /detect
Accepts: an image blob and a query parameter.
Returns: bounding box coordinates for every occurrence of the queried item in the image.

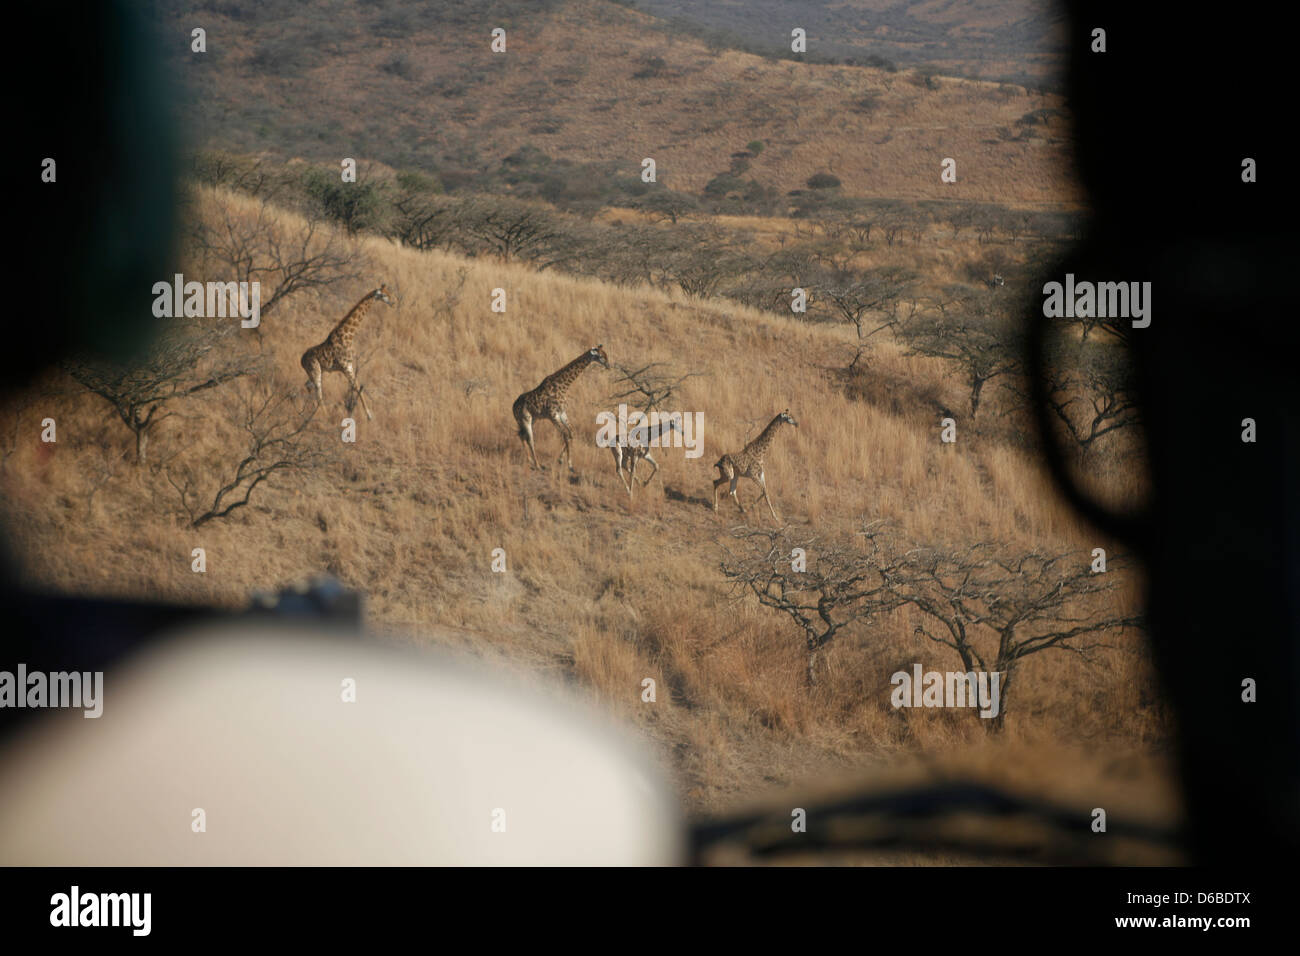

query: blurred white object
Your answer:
[0,626,683,865]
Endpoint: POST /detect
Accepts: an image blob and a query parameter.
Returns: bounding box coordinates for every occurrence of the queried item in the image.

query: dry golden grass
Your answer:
[0,188,1170,837]
[178,0,1080,207]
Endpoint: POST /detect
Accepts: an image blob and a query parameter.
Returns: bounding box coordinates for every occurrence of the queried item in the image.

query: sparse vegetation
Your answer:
[65,325,256,463]
[164,377,325,527]
[721,524,1143,722]
[157,0,1080,207]
[2,2,1166,844]
[2,184,1158,823]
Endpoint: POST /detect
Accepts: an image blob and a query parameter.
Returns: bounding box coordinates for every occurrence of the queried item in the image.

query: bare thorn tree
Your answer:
[191,150,284,201]
[1008,338,1141,450]
[457,196,563,264]
[864,523,1144,729]
[189,194,363,322]
[897,286,1023,417]
[387,186,460,252]
[631,190,700,225]
[719,526,908,687]
[164,379,325,528]
[811,264,918,340]
[658,223,753,299]
[608,361,702,415]
[65,324,259,463]
[721,523,1144,724]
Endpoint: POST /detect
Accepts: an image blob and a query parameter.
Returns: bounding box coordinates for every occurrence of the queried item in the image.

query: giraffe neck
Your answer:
[745,414,787,457]
[329,293,376,345]
[545,351,598,401]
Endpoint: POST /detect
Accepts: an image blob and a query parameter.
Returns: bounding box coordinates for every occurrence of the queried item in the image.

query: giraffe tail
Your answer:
[512,395,529,441]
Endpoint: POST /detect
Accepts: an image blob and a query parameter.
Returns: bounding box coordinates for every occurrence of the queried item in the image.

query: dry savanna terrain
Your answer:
[1,189,1171,845]
[162,0,1078,205]
[1,0,1173,862]
[632,0,1069,86]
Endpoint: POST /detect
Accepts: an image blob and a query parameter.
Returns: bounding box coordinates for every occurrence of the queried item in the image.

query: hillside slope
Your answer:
[0,189,1166,827]
[633,0,1068,86]
[162,0,1078,205]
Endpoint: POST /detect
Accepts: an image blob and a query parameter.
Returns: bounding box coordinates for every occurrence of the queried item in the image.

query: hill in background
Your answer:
[630,0,1068,88]
[1,187,1168,840]
[0,0,1174,860]
[162,0,1078,206]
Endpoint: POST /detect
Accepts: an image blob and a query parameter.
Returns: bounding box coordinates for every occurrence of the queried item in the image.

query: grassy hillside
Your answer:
[162,0,1078,205]
[0,188,1171,847]
[1,0,1172,863]
[632,0,1068,87]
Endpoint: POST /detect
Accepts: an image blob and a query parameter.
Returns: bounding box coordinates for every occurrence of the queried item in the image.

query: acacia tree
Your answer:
[720,524,1143,727]
[944,205,975,240]
[898,286,1023,416]
[657,223,752,298]
[191,150,283,199]
[1027,339,1141,450]
[301,167,389,237]
[583,225,664,287]
[719,246,818,315]
[869,526,1143,729]
[188,195,362,321]
[387,175,459,252]
[972,205,1009,244]
[65,325,257,463]
[810,264,917,339]
[720,527,908,687]
[164,379,325,527]
[631,190,700,224]
[456,196,563,263]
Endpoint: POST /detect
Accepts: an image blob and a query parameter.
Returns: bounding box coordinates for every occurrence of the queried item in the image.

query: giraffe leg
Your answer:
[304,361,325,415]
[729,476,745,513]
[517,410,541,469]
[640,451,660,488]
[612,446,632,494]
[758,473,779,522]
[354,384,375,422]
[343,367,374,421]
[626,456,638,498]
[712,473,728,512]
[553,412,574,471]
[560,425,573,471]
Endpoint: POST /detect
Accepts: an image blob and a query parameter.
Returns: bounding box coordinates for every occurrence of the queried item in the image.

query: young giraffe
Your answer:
[301,284,395,421]
[611,415,681,498]
[513,345,609,471]
[712,409,799,521]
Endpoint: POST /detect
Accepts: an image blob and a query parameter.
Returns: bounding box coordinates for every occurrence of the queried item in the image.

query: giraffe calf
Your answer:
[712,409,798,521]
[611,417,681,498]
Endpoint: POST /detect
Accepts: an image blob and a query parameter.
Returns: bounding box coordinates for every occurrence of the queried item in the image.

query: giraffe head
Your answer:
[588,344,609,369]
[778,408,799,427]
[373,284,395,306]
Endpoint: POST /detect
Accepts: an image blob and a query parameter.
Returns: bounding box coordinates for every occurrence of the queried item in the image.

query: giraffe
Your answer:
[611,415,681,498]
[301,284,395,421]
[712,409,799,521]
[513,345,609,471]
